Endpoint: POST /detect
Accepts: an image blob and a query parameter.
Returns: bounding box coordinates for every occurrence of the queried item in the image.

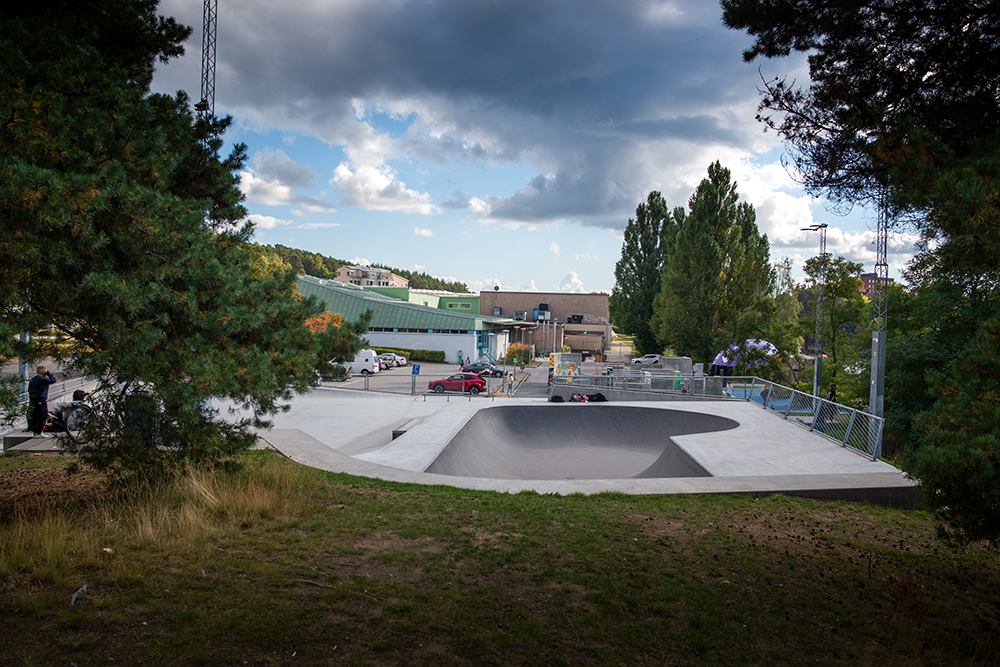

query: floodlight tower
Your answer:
[869,186,890,418]
[194,0,218,116]
[802,223,829,398]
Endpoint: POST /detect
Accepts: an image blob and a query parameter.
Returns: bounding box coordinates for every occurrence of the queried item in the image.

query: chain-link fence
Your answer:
[551,370,883,460]
[324,362,516,398]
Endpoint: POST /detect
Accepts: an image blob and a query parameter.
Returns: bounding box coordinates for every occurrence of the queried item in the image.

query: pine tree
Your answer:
[0,1,343,475]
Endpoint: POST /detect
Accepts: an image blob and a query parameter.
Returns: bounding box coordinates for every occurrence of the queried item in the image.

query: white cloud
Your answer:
[521,280,541,292]
[239,158,336,213]
[413,264,426,270]
[557,271,586,292]
[575,253,596,261]
[349,257,371,266]
[414,227,434,237]
[248,213,292,229]
[332,163,439,214]
[296,222,342,230]
[549,242,560,256]
[466,278,501,293]
[240,171,295,207]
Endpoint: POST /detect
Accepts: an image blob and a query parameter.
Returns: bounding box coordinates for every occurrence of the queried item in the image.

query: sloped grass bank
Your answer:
[1,450,998,666]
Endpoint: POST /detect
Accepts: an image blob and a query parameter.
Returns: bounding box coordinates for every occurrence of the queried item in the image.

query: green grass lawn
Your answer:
[1,450,998,666]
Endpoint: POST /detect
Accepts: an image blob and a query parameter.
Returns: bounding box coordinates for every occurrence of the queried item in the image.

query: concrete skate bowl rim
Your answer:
[425,404,739,480]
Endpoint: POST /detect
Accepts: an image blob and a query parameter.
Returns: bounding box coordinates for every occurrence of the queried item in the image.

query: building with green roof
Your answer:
[296,276,515,363]
[365,286,480,313]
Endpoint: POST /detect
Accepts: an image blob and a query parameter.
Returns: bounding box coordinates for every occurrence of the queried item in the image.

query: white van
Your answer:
[347,349,380,376]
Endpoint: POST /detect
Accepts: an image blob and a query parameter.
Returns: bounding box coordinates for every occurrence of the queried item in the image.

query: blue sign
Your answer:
[411,364,420,375]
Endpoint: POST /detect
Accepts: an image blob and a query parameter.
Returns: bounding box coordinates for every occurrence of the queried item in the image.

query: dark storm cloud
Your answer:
[154,0,776,227]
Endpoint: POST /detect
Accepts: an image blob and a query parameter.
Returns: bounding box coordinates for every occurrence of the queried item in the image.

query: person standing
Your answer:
[507,371,515,396]
[824,383,837,424]
[28,366,57,435]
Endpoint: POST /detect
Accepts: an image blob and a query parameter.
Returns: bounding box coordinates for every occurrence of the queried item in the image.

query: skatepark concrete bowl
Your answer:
[253,391,920,508]
[425,404,736,480]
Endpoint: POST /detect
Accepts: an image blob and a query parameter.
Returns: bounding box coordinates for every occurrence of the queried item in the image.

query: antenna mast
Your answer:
[195,0,218,116]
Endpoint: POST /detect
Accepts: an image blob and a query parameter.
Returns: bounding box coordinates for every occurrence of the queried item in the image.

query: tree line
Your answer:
[722,0,1000,546]
[613,0,1000,545]
[265,245,470,293]
[611,162,800,381]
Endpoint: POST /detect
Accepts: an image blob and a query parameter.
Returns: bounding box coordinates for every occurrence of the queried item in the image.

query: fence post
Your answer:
[748,377,757,404]
[870,417,884,460]
[842,410,857,449]
[783,389,794,418]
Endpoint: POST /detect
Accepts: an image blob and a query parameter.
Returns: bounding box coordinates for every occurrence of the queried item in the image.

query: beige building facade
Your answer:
[334,265,409,288]
[479,291,612,359]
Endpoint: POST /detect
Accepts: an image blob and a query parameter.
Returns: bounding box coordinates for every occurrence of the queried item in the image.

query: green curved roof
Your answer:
[296,276,513,331]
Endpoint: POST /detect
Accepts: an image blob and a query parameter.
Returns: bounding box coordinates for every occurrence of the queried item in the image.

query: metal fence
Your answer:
[325,363,515,398]
[17,376,97,405]
[551,371,884,461]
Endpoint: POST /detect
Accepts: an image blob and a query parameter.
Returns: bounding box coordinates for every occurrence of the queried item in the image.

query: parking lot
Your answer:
[329,361,534,397]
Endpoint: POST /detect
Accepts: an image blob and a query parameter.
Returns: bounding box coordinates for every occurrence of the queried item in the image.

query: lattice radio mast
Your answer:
[869,185,889,418]
[194,0,217,116]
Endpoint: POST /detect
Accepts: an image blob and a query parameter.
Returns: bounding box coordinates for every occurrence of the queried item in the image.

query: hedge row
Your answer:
[372,347,446,363]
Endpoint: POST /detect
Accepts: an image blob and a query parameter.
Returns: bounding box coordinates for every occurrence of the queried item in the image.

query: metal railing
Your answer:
[321,364,517,398]
[17,376,97,405]
[550,371,883,460]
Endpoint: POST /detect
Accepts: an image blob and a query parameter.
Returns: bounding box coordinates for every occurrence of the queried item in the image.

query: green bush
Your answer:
[372,347,446,363]
[505,343,531,365]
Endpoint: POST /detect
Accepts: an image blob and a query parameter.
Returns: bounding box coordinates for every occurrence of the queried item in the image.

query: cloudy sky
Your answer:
[150,0,918,294]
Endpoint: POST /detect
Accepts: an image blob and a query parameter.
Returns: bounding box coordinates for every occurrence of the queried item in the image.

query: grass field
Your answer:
[1,450,998,666]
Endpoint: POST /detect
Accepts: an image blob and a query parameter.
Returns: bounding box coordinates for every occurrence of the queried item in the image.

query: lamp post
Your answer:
[802,223,828,398]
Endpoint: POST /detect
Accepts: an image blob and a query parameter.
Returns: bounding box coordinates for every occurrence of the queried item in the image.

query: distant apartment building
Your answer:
[859,272,894,296]
[334,265,409,288]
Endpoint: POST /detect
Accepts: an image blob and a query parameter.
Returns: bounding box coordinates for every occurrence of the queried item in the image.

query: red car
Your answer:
[428,372,486,395]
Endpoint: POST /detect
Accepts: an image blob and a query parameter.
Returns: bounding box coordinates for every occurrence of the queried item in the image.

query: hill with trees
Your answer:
[263,245,470,293]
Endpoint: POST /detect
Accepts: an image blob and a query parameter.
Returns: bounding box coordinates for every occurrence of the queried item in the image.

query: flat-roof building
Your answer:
[478,291,612,359]
[296,276,514,364]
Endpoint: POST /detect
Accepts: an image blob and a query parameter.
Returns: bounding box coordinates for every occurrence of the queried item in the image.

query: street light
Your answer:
[801,223,828,398]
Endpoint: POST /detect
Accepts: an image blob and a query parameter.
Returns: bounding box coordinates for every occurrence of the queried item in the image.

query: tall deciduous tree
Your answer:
[654,163,777,363]
[0,0,339,475]
[801,256,865,371]
[609,192,676,356]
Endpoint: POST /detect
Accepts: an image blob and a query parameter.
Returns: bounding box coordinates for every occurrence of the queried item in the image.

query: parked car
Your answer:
[461,362,506,377]
[428,372,486,395]
[378,357,391,371]
[379,353,407,367]
[631,354,661,365]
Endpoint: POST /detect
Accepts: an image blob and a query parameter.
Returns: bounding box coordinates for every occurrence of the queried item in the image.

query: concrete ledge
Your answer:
[3,434,36,451]
[4,435,65,453]
[549,384,717,402]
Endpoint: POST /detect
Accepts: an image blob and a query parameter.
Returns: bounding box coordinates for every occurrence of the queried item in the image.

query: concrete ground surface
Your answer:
[256,362,919,508]
[3,361,921,508]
